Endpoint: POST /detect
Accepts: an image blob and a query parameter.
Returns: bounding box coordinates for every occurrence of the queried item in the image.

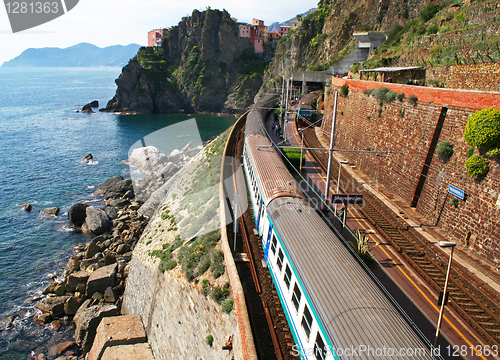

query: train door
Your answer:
[263,224,273,259]
[256,200,263,230]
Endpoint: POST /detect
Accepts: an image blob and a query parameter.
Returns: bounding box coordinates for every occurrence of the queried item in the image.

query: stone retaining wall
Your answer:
[325,79,500,266]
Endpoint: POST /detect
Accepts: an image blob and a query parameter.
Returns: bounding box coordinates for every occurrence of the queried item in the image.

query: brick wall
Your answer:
[324,79,500,266]
[426,63,500,92]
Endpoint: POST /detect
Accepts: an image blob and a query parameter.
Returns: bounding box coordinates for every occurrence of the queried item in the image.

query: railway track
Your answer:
[302,127,500,348]
[224,118,294,360]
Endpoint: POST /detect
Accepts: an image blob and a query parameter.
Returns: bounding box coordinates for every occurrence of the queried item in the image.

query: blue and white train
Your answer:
[241,95,438,359]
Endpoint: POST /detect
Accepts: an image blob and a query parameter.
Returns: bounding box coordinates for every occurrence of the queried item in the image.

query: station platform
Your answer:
[265,112,500,360]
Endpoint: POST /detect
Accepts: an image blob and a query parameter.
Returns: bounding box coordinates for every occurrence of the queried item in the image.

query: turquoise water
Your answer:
[0,67,237,358]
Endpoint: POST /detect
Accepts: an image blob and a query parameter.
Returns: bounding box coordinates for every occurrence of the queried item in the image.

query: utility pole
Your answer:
[284,76,290,139]
[325,91,338,206]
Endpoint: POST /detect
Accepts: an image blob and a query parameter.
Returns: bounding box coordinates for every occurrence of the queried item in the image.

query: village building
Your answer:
[147,28,168,47]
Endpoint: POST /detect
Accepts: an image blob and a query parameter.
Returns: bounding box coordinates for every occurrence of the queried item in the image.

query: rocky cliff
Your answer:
[103,9,270,114]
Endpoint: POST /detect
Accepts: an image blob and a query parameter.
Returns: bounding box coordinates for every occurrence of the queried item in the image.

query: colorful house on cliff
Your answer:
[148,28,168,47]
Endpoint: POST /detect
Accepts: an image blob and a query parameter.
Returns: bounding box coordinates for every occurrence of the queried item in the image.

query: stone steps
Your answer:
[88,314,154,360]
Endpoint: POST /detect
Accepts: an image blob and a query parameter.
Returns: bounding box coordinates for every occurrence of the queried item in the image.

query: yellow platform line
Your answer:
[289,125,487,359]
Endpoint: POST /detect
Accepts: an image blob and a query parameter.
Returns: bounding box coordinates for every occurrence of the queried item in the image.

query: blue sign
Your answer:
[332,194,364,205]
[448,185,464,200]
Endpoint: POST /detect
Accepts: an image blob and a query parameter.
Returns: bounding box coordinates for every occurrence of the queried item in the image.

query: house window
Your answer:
[284,265,292,289]
[277,249,284,271]
[292,284,301,311]
[314,334,327,360]
[301,305,313,339]
[271,235,277,255]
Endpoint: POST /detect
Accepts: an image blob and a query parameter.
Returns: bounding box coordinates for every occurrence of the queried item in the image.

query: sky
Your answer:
[0,0,318,65]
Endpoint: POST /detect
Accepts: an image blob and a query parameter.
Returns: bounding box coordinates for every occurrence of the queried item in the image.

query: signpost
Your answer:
[448,185,464,200]
[331,194,363,233]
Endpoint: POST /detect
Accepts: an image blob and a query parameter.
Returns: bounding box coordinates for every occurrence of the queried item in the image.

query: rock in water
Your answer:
[89,100,99,107]
[97,176,124,194]
[41,207,60,216]
[81,103,95,113]
[68,203,88,228]
[86,263,117,297]
[85,207,111,235]
[22,203,33,212]
[83,153,93,162]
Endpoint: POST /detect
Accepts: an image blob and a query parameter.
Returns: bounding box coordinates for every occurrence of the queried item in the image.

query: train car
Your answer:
[242,96,438,359]
[296,106,313,127]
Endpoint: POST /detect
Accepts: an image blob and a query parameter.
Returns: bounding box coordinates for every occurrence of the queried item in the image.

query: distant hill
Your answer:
[267,9,315,32]
[1,43,142,67]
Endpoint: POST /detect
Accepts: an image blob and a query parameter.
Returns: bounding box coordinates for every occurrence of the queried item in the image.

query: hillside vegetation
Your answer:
[261,0,500,91]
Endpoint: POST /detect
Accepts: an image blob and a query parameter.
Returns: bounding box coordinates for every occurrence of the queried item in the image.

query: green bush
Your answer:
[341,84,349,97]
[420,3,445,22]
[282,148,305,172]
[396,92,405,102]
[371,87,390,102]
[486,148,500,158]
[465,155,490,178]
[407,95,418,106]
[466,146,475,158]
[464,108,500,149]
[385,90,397,102]
[205,334,214,347]
[427,25,439,35]
[436,141,454,162]
[221,300,234,314]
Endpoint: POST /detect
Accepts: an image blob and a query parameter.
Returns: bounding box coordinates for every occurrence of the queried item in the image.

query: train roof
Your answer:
[267,197,435,359]
[245,134,305,206]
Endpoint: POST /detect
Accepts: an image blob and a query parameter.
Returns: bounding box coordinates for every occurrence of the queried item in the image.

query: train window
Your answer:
[301,305,313,339]
[277,249,284,271]
[292,284,301,312]
[314,334,327,360]
[284,265,292,289]
[271,235,277,255]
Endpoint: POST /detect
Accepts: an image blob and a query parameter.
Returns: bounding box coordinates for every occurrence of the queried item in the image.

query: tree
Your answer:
[464,108,500,149]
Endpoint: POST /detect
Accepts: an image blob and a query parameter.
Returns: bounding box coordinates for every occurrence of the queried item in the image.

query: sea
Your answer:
[0,67,237,359]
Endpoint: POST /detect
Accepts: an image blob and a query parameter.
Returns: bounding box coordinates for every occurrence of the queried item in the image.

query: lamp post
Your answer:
[334,160,349,221]
[434,241,457,349]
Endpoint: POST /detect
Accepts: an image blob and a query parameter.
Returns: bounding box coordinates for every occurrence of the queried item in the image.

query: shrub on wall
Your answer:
[465,155,490,179]
[464,108,500,150]
[436,141,454,162]
[466,146,475,158]
[407,94,418,106]
[341,84,349,97]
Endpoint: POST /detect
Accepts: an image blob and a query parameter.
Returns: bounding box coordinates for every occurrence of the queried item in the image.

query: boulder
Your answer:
[48,341,76,357]
[41,207,60,216]
[128,146,162,168]
[83,153,93,162]
[43,281,59,295]
[85,242,101,259]
[104,179,134,200]
[86,263,117,297]
[68,203,88,228]
[36,296,70,318]
[85,207,111,236]
[103,287,117,303]
[22,204,33,212]
[74,302,119,352]
[97,176,124,194]
[106,198,130,208]
[67,257,81,272]
[89,100,99,108]
[65,270,90,293]
[82,104,95,113]
[103,207,118,220]
[168,148,183,163]
[159,162,178,179]
[64,295,83,316]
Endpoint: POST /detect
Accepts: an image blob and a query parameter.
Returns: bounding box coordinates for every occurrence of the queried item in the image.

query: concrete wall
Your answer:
[324,78,500,266]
